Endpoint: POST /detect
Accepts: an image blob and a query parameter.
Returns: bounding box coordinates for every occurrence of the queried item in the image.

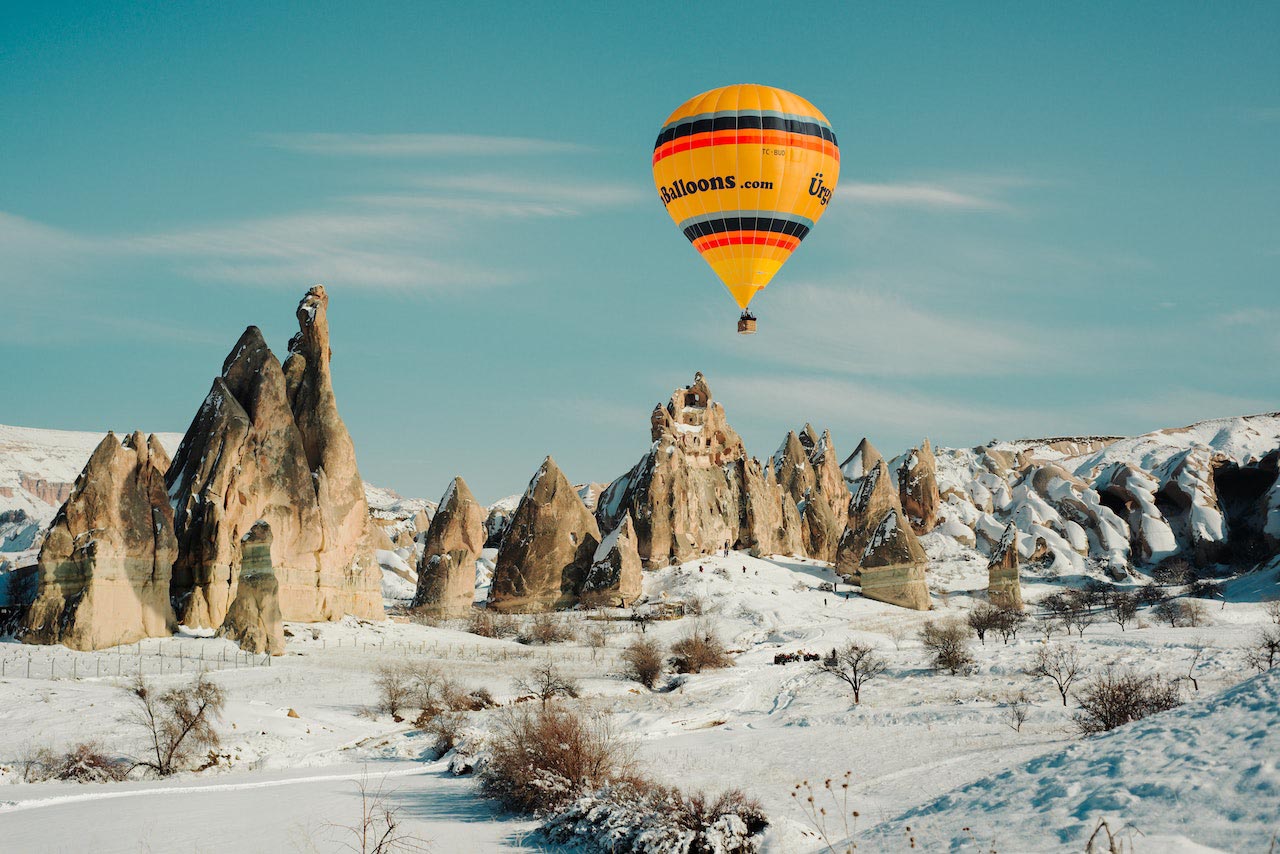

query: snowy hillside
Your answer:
[861,669,1280,852]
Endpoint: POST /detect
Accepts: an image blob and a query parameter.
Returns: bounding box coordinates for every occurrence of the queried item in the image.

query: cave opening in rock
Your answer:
[1211,461,1278,566]
[1097,489,1130,521]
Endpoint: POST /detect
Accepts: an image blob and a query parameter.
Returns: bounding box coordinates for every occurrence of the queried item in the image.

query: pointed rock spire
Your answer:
[898,438,941,535]
[987,522,1022,610]
[23,431,178,650]
[582,513,643,607]
[858,509,931,611]
[413,476,487,617]
[490,456,601,612]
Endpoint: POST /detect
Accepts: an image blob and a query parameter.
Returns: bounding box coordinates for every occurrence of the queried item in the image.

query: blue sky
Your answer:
[1,2,1277,504]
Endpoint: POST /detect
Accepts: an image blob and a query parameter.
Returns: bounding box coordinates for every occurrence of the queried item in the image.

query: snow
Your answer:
[0,547,1275,851]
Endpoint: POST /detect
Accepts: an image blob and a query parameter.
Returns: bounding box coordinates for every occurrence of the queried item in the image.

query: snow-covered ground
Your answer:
[0,545,1276,852]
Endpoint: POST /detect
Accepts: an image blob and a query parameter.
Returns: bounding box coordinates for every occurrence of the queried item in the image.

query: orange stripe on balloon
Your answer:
[653,130,839,166]
[693,232,801,252]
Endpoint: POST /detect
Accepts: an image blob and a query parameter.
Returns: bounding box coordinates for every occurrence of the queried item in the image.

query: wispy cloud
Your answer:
[1241,106,1280,124]
[839,182,1008,211]
[729,282,1059,378]
[260,132,590,157]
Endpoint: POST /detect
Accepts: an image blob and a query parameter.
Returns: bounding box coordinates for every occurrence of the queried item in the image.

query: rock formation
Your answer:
[897,439,941,535]
[987,522,1022,610]
[581,513,643,607]
[218,520,285,655]
[835,451,904,580]
[841,438,884,488]
[597,373,804,566]
[772,425,851,562]
[413,477,487,617]
[23,432,177,651]
[490,456,601,612]
[167,286,381,627]
[858,509,931,610]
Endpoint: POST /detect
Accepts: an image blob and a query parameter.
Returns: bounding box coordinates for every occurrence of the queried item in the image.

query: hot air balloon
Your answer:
[652,84,839,333]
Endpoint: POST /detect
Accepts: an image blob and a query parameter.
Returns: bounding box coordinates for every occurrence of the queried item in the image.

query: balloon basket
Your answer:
[737,313,757,335]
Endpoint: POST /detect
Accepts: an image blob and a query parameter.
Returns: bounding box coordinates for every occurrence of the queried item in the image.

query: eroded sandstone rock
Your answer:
[23,432,177,651]
[898,439,941,535]
[413,477,486,618]
[987,522,1022,610]
[858,509,931,611]
[490,456,600,612]
[582,513,643,607]
[218,520,285,655]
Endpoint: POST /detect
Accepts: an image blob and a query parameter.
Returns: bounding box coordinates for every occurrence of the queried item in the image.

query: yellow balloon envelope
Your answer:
[652,84,839,329]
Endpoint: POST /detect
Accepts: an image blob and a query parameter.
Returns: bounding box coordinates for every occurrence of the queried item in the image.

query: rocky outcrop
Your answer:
[987,522,1022,610]
[167,286,381,628]
[597,373,804,566]
[841,438,884,488]
[490,457,601,612]
[858,509,930,610]
[23,432,177,651]
[773,426,851,562]
[412,477,486,618]
[218,520,285,655]
[835,452,902,580]
[897,439,941,535]
[581,514,643,607]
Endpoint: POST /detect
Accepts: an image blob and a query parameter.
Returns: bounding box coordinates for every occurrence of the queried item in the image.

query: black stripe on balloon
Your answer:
[682,217,812,243]
[654,115,838,150]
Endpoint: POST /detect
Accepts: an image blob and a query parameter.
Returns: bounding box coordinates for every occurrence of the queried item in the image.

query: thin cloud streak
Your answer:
[839,182,1009,211]
[261,132,591,157]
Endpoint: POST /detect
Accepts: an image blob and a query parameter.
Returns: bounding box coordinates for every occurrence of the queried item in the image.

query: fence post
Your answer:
[27,656,31,678]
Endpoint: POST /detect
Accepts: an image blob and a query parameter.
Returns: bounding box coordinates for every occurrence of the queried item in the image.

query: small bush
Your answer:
[468,609,518,639]
[515,661,580,709]
[670,628,734,674]
[1153,599,1209,628]
[1153,557,1194,586]
[518,613,577,645]
[814,642,887,705]
[967,604,1003,645]
[621,637,666,689]
[480,705,634,813]
[373,662,417,719]
[16,743,129,784]
[1073,668,1181,735]
[418,709,468,756]
[1244,626,1280,671]
[918,619,974,675]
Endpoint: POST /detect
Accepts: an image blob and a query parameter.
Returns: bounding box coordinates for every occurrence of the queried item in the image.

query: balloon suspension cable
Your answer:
[737,310,758,335]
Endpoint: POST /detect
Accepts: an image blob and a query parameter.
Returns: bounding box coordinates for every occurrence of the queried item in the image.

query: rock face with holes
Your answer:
[987,522,1022,610]
[858,509,931,610]
[897,439,941,535]
[490,456,601,612]
[413,477,487,617]
[167,286,381,628]
[23,432,178,651]
[581,513,643,607]
[597,372,806,566]
[218,520,285,655]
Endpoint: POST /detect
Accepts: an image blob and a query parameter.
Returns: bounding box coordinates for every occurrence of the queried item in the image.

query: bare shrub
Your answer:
[1153,557,1194,586]
[372,663,417,720]
[51,743,130,782]
[995,607,1028,644]
[620,636,665,689]
[1028,643,1082,707]
[1109,591,1138,631]
[967,604,1003,645]
[515,661,580,709]
[584,625,610,659]
[1002,690,1033,733]
[887,623,910,650]
[468,609,517,639]
[1263,596,1280,625]
[670,627,734,674]
[1154,599,1209,628]
[814,643,887,705]
[128,673,226,776]
[669,787,768,848]
[1181,600,1209,627]
[417,709,468,756]
[918,619,973,675]
[1244,626,1280,672]
[518,613,577,645]
[1073,668,1181,735]
[327,774,429,853]
[480,705,634,813]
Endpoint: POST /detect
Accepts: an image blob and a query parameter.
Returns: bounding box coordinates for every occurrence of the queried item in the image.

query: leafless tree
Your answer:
[1002,690,1033,733]
[515,661,580,709]
[814,643,888,705]
[1262,596,1280,626]
[327,773,429,853]
[1244,626,1280,672]
[1109,591,1138,631]
[918,620,974,675]
[127,673,225,776]
[1073,668,1181,735]
[1028,643,1082,707]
